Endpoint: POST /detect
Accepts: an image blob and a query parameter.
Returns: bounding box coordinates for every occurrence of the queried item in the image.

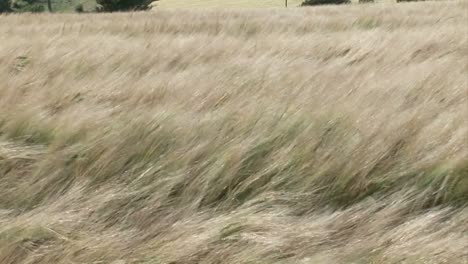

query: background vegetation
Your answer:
[0,0,419,13]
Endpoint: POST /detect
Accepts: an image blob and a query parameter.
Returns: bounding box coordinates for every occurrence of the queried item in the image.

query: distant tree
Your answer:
[96,0,156,12]
[21,2,45,11]
[11,0,45,12]
[74,3,83,12]
[0,0,12,13]
[302,0,349,5]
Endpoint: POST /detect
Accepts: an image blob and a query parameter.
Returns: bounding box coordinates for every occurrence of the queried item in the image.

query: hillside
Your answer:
[0,1,467,264]
[154,0,304,8]
[22,0,304,12]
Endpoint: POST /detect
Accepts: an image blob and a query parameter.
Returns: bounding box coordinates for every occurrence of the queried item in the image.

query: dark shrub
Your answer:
[96,0,154,12]
[11,0,45,12]
[75,3,84,12]
[18,3,44,12]
[302,0,349,5]
[0,0,12,13]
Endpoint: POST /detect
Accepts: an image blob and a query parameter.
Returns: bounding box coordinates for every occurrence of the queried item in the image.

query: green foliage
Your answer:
[11,0,45,12]
[0,0,12,12]
[74,3,83,12]
[18,3,44,12]
[301,0,349,5]
[96,0,155,12]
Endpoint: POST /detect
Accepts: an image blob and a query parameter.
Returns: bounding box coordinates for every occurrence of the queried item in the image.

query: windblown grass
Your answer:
[0,1,467,263]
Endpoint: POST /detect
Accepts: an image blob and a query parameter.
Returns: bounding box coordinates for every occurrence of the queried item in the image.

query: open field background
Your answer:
[7,0,401,14]
[21,0,398,14]
[153,0,304,8]
[152,0,407,8]
[1,1,468,263]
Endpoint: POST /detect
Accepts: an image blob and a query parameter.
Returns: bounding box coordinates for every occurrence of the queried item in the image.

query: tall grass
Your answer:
[0,1,467,263]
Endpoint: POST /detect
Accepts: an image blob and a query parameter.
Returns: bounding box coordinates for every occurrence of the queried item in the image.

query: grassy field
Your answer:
[0,1,467,264]
[154,0,304,8]
[41,0,305,12]
[26,0,307,12]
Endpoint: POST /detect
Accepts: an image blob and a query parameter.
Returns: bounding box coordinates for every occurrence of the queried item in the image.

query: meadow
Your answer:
[154,0,304,8]
[0,1,467,263]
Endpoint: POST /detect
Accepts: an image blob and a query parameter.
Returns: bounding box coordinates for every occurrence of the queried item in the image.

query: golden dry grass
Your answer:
[1,1,468,263]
